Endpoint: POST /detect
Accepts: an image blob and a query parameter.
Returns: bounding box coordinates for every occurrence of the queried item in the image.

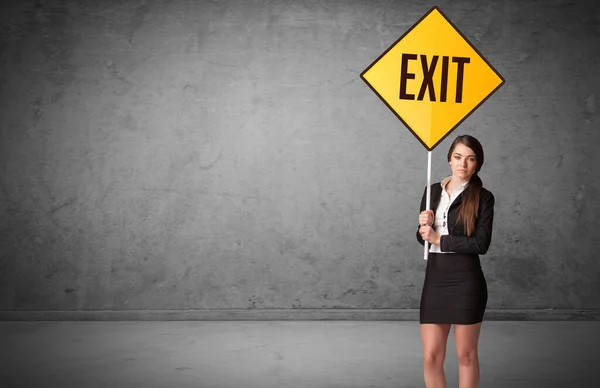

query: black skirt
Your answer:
[419,252,488,325]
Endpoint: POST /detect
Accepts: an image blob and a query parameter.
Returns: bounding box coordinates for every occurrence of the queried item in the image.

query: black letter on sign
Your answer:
[417,55,438,101]
[399,53,417,100]
[440,56,449,102]
[452,57,470,103]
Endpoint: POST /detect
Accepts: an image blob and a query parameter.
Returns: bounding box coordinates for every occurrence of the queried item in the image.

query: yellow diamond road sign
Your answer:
[361,6,505,151]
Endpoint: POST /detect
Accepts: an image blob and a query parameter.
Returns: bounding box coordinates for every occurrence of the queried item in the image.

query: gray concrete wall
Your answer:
[0,0,599,316]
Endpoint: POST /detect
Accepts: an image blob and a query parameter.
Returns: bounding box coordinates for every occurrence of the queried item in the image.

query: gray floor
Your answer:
[0,321,598,388]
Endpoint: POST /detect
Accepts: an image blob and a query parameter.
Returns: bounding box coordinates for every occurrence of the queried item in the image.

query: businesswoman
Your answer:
[416,134,495,388]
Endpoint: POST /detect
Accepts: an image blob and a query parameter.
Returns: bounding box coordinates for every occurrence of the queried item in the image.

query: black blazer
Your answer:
[416,182,495,255]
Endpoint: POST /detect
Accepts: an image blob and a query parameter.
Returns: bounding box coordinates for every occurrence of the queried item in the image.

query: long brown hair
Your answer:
[447,135,484,237]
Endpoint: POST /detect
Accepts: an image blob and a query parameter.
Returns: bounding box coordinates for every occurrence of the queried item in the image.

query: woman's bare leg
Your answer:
[454,322,482,388]
[420,323,452,388]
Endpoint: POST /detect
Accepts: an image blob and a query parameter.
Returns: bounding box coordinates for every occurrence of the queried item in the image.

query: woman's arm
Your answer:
[439,191,495,254]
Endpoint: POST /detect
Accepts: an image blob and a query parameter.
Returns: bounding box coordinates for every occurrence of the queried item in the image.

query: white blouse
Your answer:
[429,176,468,253]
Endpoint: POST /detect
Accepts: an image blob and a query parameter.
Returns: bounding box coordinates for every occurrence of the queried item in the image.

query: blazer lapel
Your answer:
[430,183,443,213]
[449,190,466,209]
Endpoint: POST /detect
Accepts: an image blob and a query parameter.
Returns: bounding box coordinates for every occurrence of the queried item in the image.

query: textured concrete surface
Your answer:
[1,321,599,387]
[1,0,599,314]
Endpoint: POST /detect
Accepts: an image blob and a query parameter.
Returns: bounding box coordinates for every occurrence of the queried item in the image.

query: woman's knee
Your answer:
[424,350,445,368]
[456,350,478,366]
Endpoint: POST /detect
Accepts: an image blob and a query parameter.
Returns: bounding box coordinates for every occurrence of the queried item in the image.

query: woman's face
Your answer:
[449,142,477,181]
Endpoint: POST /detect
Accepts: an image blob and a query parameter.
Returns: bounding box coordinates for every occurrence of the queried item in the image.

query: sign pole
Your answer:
[424,150,431,261]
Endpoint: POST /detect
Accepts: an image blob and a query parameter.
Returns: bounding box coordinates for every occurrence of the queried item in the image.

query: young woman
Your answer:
[416,135,495,388]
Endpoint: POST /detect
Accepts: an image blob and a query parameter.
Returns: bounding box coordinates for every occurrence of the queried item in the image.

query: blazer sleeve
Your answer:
[416,186,427,246]
[439,191,495,255]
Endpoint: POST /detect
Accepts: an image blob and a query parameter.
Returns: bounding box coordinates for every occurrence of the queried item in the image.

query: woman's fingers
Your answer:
[420,225,437,243]
[419,211,434,226]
